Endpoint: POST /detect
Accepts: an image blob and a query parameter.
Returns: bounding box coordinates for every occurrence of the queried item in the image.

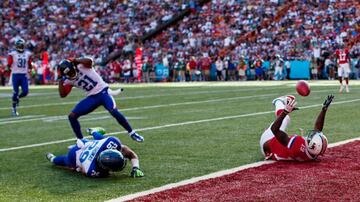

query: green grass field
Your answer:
[0,81,359,202]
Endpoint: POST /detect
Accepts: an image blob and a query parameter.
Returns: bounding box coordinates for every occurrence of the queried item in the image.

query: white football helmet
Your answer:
[306,131,328,157]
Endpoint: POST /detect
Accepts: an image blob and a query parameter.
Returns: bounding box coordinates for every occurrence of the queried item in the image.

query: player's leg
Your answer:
[69,96,100,139]
[259,127,275,156]
[338,65,344,93]
[11,74,20,116]
[272,96,291,131]
[101,91,144,142]
[344,63,350,93]
[19,75,29,99]
[47,146,77,168]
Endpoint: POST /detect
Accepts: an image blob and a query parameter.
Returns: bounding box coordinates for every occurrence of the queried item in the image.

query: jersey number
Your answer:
[78,75,98,91]
[17,58,26,68]
[79,141,99,163]
[339,52,347,61]
[106,141,118,149]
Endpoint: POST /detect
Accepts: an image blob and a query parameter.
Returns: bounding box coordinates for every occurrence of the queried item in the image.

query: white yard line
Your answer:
[107,136,360,202]
[0,88,283,110]
[43,116,146,122]
[0,93,277,125]
[1,98,359,153]
[0,115,45,122]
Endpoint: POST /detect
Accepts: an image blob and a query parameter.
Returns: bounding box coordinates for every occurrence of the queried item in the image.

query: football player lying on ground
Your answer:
[46,127,144,178]
[260,95,334,161]
[57,58,143,142]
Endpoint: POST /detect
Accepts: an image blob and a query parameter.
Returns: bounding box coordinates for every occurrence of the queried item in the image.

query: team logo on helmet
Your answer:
[306,130,328,157]
[97,149,127,172]
[15,38,25,52]
[58,59,77,80]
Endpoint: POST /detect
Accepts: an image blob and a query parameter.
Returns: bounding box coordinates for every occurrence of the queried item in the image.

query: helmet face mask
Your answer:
[97,149,127,172]
[58,59,78,80]
[306,130,328,157]
[15,38,25,53]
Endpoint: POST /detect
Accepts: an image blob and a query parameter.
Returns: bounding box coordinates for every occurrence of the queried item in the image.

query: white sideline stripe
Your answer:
[0,88,282,111]
[0,93,277,125]
[1,98,360,153]
[107,137,360,202]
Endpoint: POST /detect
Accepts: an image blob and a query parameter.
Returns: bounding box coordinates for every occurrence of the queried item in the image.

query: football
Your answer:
[296,80,310,96]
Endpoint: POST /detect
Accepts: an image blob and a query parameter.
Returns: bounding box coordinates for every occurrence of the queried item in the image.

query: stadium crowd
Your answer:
[0,0,359,85]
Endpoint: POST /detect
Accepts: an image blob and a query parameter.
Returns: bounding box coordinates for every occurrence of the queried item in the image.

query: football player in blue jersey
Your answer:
[46,127,144,178]
[57,58,143,142]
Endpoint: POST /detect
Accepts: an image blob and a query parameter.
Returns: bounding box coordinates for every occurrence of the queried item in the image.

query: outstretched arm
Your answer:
[73,58,93,68]
[314,95,334,131]
[121,145,144,177]
[270,98,297,147]
[271,112,291,146]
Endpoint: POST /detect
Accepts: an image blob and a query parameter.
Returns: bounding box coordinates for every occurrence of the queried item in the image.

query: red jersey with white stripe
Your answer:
[335,49,350,64]
[8,50,32,74]
[266,135,315,161]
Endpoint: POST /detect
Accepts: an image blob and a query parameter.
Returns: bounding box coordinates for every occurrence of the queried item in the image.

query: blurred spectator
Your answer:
[254,56,264,80]
[325,56,335,80]
[188,56,197,81]
[285,60,291,80]
[311,57,318,80]
[215,57,224,81]
[238,56,247,81]
[142,57,152,83]
[0,61,5,86]
[273,54,284,80]
[200,55,211,81]
[123,59,132,83]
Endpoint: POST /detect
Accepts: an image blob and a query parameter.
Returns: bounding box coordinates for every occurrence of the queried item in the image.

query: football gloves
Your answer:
[131,167,144,178]
[284,97,297,114]
[322,95,334,110]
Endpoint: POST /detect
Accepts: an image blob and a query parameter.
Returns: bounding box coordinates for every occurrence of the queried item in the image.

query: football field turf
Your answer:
[0,81,359,201]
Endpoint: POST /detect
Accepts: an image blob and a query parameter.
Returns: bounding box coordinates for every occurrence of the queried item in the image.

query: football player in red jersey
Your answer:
[335,45,351,93]
[260,95,334,161]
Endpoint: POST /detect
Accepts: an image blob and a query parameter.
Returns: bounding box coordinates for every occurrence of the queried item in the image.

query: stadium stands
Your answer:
[0,0,359,84]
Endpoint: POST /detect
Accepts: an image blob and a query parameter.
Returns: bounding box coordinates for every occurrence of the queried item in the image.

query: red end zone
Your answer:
[132,141,360,201]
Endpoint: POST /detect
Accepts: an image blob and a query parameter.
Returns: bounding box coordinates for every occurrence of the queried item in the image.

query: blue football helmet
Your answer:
[15,38,25,52]
[97,149,127,172]
[58,59,77,80]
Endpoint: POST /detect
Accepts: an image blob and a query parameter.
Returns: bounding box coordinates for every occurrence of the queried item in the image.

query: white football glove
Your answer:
[109,88,124,96]
[284,97,297,114]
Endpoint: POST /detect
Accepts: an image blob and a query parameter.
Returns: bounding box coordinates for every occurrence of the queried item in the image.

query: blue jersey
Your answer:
[68,137,122,177]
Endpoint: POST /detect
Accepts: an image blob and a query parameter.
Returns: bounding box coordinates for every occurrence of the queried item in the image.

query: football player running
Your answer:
[57,58,143,142]
[7,38,33,116]
[260,95,334,161]
[46,127,144,178]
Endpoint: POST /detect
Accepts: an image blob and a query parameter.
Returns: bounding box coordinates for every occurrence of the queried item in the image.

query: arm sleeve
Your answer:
[28,56,32,69]
[7,55,13,67]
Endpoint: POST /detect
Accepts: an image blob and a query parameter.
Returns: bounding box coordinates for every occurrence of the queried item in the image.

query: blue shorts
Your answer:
[72,87,116,116]
[12,73,28,95]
